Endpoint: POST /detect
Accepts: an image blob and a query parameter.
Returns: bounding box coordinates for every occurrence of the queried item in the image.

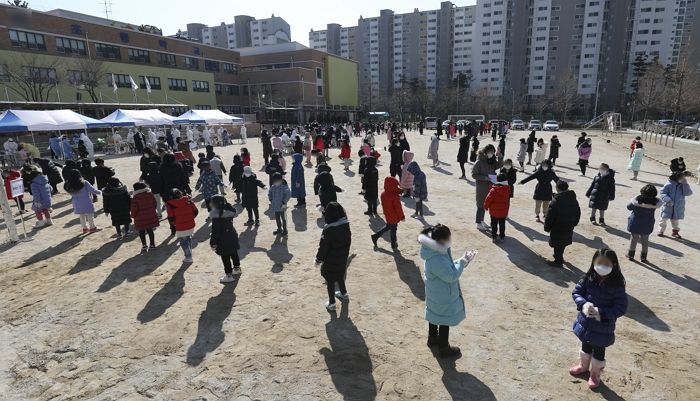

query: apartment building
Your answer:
[311,0,699,113]
[0,5,358,122]
[190,15,290,50]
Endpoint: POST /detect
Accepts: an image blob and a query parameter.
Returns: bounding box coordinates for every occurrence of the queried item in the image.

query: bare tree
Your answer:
[69,58,106,102]
[7,0,29,7]
[531,94,551,118]
[2,54,63,102]
[553,71,579,122]
[635,61,665,130]
[662,55,700,134]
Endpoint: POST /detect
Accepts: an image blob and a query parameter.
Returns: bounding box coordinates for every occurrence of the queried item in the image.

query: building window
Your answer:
[128,48,150,63]
[66,69,91,85]
[215,83,222,94]
[56,37,86,55]
[194,105,212,110]
[139,76,161,90]
[158,53,176,66]
[168,78,187,91]
[205,60,220,72]
[316,67,323,79]
[9,29,46,50]
[23,66,56,83]
[106,73,131,88]
[192,80,210,92]
[317,85,323,96]
[183,57,199,70]
[225,85,239,96]
[95,43,121,60]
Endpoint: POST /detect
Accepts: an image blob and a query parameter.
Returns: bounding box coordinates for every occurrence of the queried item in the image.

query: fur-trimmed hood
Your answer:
[209,207,237,219]
[418,233,449,255]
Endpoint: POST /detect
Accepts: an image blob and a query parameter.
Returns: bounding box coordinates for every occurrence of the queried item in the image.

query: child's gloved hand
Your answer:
[582,302,595,317]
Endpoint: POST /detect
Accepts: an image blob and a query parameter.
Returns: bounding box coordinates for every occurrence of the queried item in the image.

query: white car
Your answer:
[528,120,542,130]
[543,120,560,131]
[512,119,525,130]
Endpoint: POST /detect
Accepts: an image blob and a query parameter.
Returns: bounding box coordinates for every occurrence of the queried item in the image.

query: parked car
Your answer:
[425,117,438,129]
[528,120,542,130]
[512,119,525,130]
[543,120,560,131]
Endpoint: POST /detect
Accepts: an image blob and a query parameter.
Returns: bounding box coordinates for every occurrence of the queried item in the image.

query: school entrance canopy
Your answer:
[176,109,243,124]
[0,109,110,133]
[100,109,187,127]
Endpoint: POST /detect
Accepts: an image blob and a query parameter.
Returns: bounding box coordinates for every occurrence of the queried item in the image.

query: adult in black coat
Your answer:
[62,160,78,182]
[261,130,273,165]
[387,140,404,178]
[362,157,379,214]
[133,130,145,154]
[670,157,686,173]
[209,196,241,277]
[293,136,303,154]
[526,131,537,165]
[316,202,352,309]
[548,136,561,165]
[144,161,163,196]
[160,153,191,199]
[102,179,132,235]
[34,158,63,194]
[544,181,581,267]
[457,136,469,178]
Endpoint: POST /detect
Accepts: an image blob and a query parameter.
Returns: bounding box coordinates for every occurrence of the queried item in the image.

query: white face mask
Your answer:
[594,264,613,276]
[599,170,608,176]
[504,165,512,170]
[487,152,495,158]
[244,172,252,177]
[542,166,550,171]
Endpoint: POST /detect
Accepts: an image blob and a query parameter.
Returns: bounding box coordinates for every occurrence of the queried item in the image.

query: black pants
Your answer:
[548,156,557,165]
[582,342,606,361]
[416,200,424,215]
[579,159,588,175]
[428,323,450,347]
[459,162,466,177]
[204,198,211,212]
[221,252,241,274]
[553,244,567,263]
[139,228,155,246]
[390,163,402,178]
[246,207,260,221]
[296,196,306,205]
[326,278,347,304]
[14,197,25,211]
[375,223,397,245]
[115,224,130,236]
[491,217,506,239]
[50,182,59,193]
[275,211,287,232]
[367,198,378,214]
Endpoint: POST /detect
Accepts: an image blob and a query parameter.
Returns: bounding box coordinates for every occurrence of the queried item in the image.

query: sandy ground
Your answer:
[0,127,698,401]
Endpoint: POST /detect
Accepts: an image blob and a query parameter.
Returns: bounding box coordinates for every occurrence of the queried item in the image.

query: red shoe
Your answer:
[82,228,90,234]
[88,227,102,233]
[671,229,682,239]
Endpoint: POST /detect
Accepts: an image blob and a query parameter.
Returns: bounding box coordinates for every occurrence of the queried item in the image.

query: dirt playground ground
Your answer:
[0,128,698,401]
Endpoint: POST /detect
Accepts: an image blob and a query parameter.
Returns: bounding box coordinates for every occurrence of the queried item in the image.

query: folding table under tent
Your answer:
[177,109,243,125]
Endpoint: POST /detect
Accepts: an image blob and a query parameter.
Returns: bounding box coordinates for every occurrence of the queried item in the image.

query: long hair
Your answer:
[63,169,85,193]
[210,194,230,217]
[421,224,451,243]
[324,202,347,224]
[583,249,626,288]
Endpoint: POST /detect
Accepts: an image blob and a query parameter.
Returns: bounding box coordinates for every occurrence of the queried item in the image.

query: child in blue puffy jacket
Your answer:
[569,249,628,390]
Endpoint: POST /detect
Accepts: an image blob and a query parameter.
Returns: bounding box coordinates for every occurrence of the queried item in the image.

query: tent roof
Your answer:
[177,109,243,124]
[101,109,183,127]
[0,109,108,133]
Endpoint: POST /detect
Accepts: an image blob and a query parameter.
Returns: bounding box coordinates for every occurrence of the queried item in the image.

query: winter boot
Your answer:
[588,358,606,389]
[672,229,682,239]
[439,344,461,358]
[598,219,606,227]
[640,252,649,263]
[569,350,592,376]
[627,250,635,261]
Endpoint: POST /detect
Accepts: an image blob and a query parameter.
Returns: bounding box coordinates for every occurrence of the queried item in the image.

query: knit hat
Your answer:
[243,166,253,176]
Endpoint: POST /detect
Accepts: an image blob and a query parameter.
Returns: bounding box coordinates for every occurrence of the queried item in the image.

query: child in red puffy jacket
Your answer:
[166,188,198,263]
[484,172,511,243]
[371,177,405,250]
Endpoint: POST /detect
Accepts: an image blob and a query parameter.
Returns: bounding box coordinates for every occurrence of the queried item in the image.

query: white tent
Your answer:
[0,109,109,133]
[101,109,181,127]
[177,109,243,124]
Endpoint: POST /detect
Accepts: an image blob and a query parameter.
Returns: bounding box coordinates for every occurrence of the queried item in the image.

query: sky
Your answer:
[26,0,476,45]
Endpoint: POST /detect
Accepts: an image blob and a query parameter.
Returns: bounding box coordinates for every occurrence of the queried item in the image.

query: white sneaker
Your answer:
[183,256,193,263]
[411,213,419,218]
[480,222,491,231]
[219,274,236,283]
[232,267,242,275]
[44,219,53,226]
[578,173,585,176]
[34,220,46,229]
[335,291,349,302]
[325,302,336,311]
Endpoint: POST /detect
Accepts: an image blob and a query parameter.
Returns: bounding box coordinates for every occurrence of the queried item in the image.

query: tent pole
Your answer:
[31,131,36,148]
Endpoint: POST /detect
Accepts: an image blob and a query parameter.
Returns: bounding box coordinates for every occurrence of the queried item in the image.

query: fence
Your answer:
[629,121,700,148]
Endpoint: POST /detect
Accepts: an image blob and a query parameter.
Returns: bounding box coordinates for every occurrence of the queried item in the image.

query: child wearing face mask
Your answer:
[658,171,693,238]
[519,160,559,223]
[235,166,267,226]
[533,138,548,171]
[516,138,527,170]
[501,160,517,198]
[484,172,511,243]
[570,249,628,390]
[419,224,478,358]
[268,172,291,236]
[626,185,662,262]
[585,163,616,226]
